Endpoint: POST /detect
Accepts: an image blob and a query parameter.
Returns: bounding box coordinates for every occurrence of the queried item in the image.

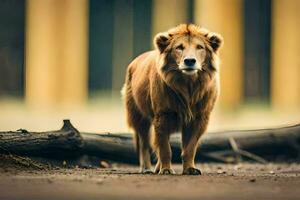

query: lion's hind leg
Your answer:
[125,96,152,173]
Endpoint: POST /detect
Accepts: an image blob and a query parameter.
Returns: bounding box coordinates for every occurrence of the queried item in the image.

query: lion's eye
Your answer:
[176,44,184,51]
[196,44,204,49]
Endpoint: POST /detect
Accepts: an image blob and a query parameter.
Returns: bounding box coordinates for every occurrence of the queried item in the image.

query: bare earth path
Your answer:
[1,163,300,200]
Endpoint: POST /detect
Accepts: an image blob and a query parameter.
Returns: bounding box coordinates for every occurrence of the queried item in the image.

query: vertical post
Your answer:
[60,0,88,106]
[194,0,244,109]
[112,0,134,91]
[89,0,114,92]
[25,0,88,108]
[152,0,189,38]
[271,0,300,111]
[243,0,271,103]
[133,0,152,57]
[25,0,60,107]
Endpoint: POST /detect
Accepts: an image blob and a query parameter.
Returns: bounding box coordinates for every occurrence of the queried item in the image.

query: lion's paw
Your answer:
[159,168,175,175]
[140,168,154,174]
[182,167,202,175]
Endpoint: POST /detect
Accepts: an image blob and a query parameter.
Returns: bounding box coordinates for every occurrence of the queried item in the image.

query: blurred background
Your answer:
[0,0,299,132]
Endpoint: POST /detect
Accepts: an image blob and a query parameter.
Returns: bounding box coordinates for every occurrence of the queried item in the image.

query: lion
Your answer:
[122,24,223,175]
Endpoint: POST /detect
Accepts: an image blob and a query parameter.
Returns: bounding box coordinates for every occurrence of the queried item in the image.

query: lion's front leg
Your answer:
[154,134,174,175]
[153,112,178,175]
[181,117,209,175]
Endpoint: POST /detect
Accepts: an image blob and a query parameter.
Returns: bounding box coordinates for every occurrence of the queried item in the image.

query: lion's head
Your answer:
[154,24,223,77]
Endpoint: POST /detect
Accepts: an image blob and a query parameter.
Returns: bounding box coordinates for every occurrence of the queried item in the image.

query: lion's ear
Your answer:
[206,32,223,52]
[154,32,171,53]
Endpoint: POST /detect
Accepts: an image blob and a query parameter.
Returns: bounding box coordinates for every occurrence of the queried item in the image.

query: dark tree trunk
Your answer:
[1,120,300,164]
[0,120,83,158]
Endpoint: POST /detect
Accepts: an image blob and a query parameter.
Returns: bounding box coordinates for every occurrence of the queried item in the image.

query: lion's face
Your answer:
[171,36,207,75]
[154,24,223,76]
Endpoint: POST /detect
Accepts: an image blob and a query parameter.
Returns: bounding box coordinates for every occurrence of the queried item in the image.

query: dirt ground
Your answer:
[1,161,300,200]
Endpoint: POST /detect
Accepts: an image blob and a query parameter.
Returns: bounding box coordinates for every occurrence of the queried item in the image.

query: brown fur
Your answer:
[123,24,223,175]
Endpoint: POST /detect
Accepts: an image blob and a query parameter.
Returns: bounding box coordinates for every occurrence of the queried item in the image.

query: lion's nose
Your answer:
[184,58,196,67]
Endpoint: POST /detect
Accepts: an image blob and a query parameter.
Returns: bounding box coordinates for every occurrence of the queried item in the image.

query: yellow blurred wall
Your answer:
[25,0,88,108]
[23,0,300,112]
[152,0,189,39]
[194,0,244,110]
[271,0,300,111]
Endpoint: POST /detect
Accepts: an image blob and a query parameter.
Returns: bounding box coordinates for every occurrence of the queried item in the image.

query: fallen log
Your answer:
[0,120,300,165]
[0,120,83,158]
[81,123,300,163]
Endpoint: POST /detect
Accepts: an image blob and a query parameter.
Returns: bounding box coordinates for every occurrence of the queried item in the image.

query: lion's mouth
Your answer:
[179,64,202,75]
[181,68,198,75]
[182,68,197,72]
